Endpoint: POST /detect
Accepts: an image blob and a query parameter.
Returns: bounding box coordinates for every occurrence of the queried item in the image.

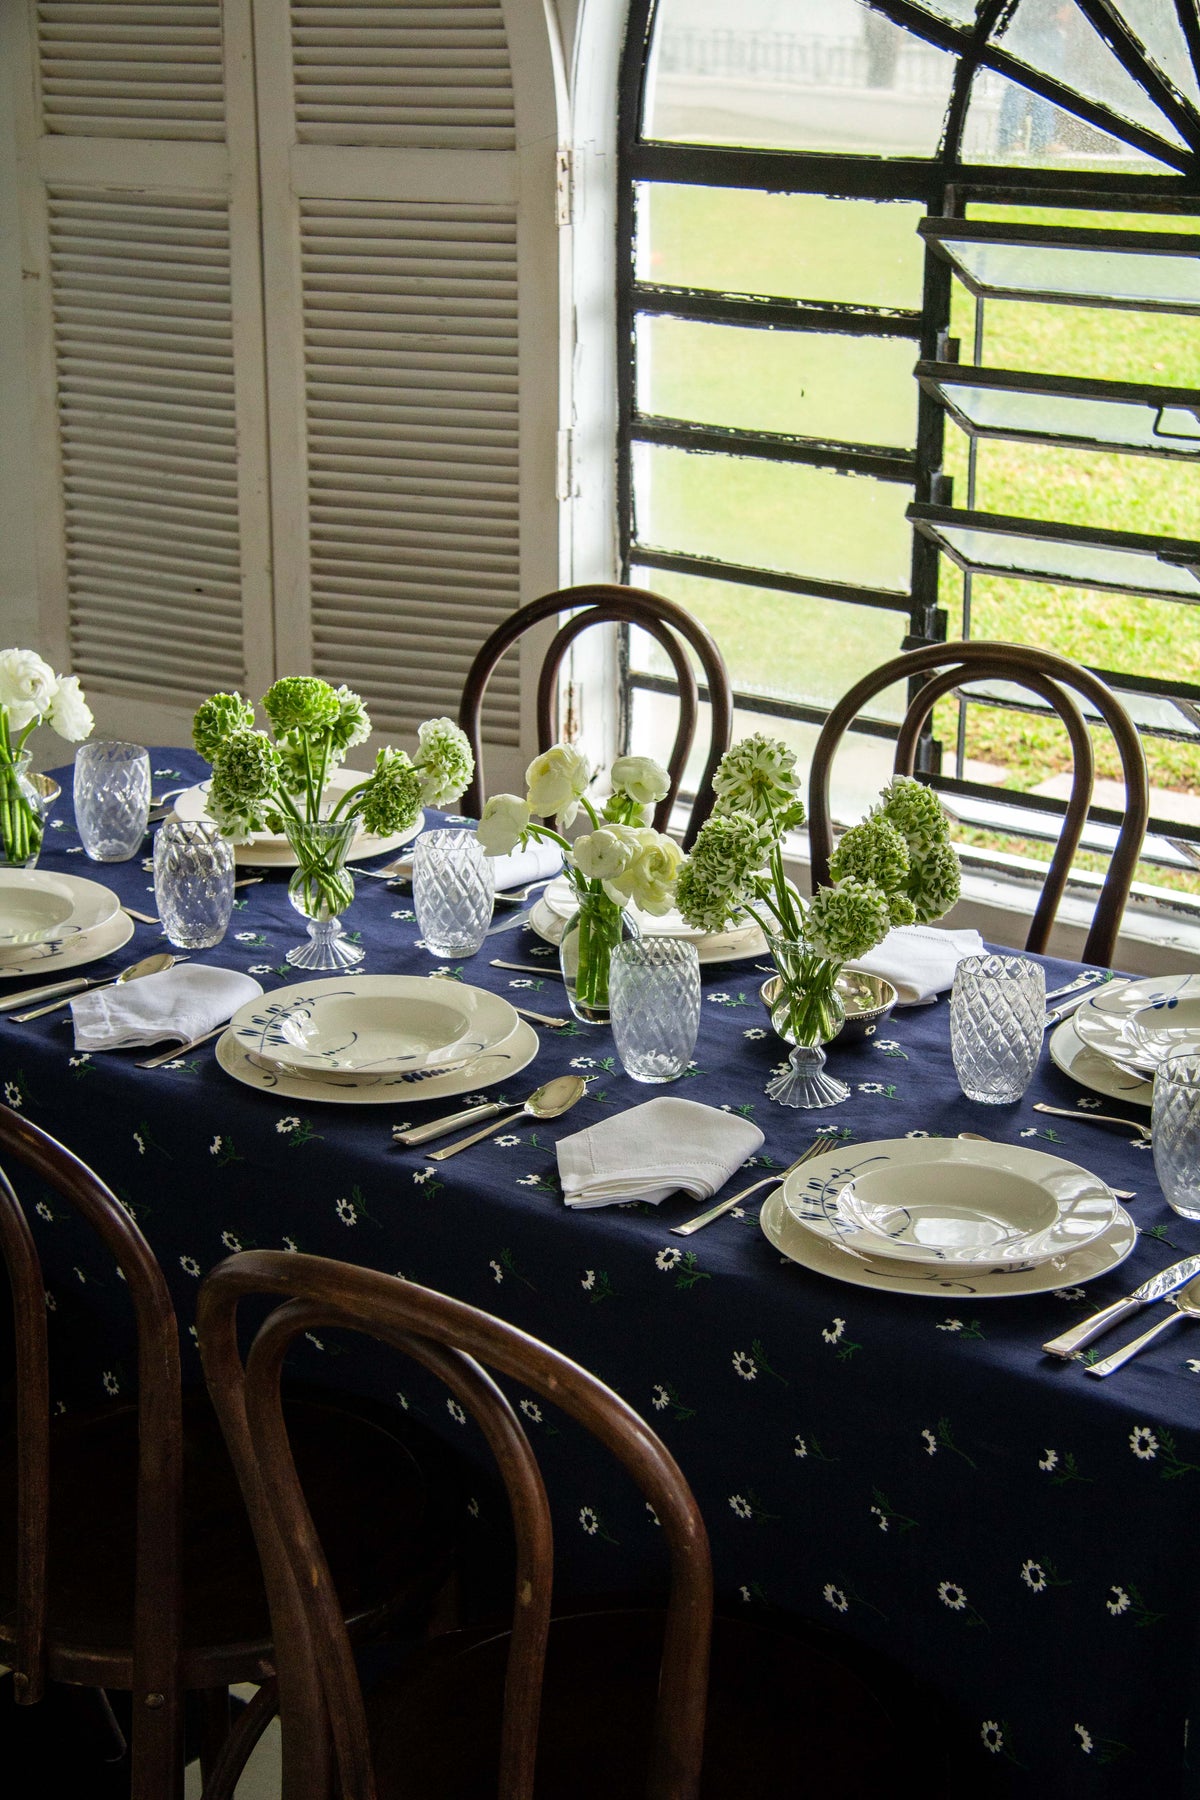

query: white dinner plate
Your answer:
[781,1137,1120,1274]
[529,896,766,966]
[1048,1016,1152,1107]
[173,768,424,868]
[229,975,519,1085]
[0,869,120,963]
[760,1184,1136,1298]
[1074,974,1200,1072]
[0,905,135,979]
[215,1016,539,1105]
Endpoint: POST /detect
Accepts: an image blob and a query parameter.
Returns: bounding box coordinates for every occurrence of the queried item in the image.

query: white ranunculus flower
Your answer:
[609,828,683,915]
[0,649,58,732]
[526,744,590,819]
[476,793,531,857]
[47,674,93,743]
[572,826,636,883]
[611,754,670,808]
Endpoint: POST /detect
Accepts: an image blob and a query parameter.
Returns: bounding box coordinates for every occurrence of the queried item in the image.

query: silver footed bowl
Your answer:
[759,970,898,1046]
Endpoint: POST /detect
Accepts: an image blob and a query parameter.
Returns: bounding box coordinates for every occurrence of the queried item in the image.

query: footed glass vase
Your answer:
[559,889,639,1024]
[284,817,363,971]
[764,935,849,1108]
[0,752,49,868]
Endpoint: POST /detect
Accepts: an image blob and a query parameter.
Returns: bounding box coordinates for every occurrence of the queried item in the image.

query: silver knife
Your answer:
[1044,971,1111,1005]
[1044,990,1097,1030]
[1042,1254,1200,1359]
[484,907,535,937]
[0,974,94,1013]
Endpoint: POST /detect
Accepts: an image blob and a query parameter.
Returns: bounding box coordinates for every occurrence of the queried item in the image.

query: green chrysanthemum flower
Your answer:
[273,734,310,797]
[875,775,947,848]
[805,878,893,963]
[262,676,341,737]
[676,808,772,931]
[208,730,279,840]
[414,716,474,807]
[192,691,255,764]
[712,733,804,828]
[906,838,962,924]
[829,816,909,894]
[355,747,423,838]
[329,685,371,755]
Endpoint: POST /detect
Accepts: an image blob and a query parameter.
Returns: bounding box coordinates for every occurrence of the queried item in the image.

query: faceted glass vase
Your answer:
[284,816,363,971]
[559,891,639,1024]
[0,752,51,868]
[764,935,850,1109]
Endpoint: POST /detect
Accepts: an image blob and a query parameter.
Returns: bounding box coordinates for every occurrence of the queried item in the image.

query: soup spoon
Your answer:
[12,952,185,1022]
[425,1074,588,1161]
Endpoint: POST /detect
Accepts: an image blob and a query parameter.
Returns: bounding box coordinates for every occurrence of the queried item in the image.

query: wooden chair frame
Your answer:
[198,1250,714,1800]
[807,640,1150,968]
[458,583,733,849]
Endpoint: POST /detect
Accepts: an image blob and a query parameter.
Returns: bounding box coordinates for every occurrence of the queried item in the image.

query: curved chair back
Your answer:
[0,1105,184,1790]
[458,584,733,848]
[807,640,1149,968]
[197,1250,713,1800]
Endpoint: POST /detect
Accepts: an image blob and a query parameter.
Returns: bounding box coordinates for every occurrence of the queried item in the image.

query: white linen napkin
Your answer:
[71,965,264,1051]
[556,1097,765,1209]
[488,839,563,892]
[845,925,986,1005]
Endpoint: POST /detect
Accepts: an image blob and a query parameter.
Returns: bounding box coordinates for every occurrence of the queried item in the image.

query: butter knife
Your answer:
[0,974,93,1013]
[1042,1253,1200,1359]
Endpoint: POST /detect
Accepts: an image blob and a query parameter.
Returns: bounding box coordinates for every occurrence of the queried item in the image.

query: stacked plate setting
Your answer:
[218,975,539,1106]
[1047,976,1200,1107]
[760,1137,1136,1298]
[0,869,133,976]
[530,875,766,966]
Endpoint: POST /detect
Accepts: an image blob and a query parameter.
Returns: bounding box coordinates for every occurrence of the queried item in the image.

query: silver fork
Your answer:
[670,1136,835,1237]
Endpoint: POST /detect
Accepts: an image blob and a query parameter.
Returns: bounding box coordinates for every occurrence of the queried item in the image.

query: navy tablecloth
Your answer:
[4,749,1200,1796]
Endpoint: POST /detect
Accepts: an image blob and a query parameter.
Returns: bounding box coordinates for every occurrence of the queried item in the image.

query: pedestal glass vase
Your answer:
[0,753,51,869]
[559,889,639,1024]
[764,934,850,1108]
[284,817,363,970]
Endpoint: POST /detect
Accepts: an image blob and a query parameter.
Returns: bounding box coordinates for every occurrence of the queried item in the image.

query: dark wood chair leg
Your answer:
[197,1685,231,1787]
[198,1679,279,1800]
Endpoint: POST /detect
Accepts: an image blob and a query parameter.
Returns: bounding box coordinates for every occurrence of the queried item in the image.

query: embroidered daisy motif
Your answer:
[276,1116,301,1135]
[936,1319,963,1333]
[281,1236,298,1253]
[922,1428,938,1455]
[467,1497,480,1518]
[495,1134,520,1147]
[937,1580,967,1611]
[743,1027,767,1040]
[446,1399,467,1425]
[728,1494,753,1520]
[652,1384,670,1411]
[732,1349,758,1380]
[390,909,415,921]
[160,1060,185,1070]
[102,1370,119,1397]
[1078,1098,1102,1110]
[4,1082,22,1108]
[656,1247,682,1271]
[794,1436,807,1458]
[516,1174,542,1187]
[509,978,534,989]
[234,931,258,942]
[708,993,730,1004]
[1038,1448,1059,1472]
[133,1131,145,1155]
[335,1196,357,1226]
[1019,1127,1038,1138]
[413,1169,436,1184]
[981,1722,1004,1755]
[823,1584,848,1614]
[248,964,274,976]
[44,1290,56,1312]
[570,1057,596,1070]
[35,1201,53,1223]
[490,1259,504,1283]
[1106,1585,1131,1616]
[180,1255,200,1277]
[857,1082,887,1096]
[581,1270,595,1291]
[68,1055,90,1068]
[1075,1724,1093,1754]
[1188,1360,1200,1374]
[821,1318,845,1345]
[519,1399,543,1423]
[579,1506,599,1535]
[209,1136,223,1156]
[905,1129,928,1139]
[305,1333,324,1351]
[1020,1561,1047,1593]
[1130,1425,1158,1460]
[221,1232,242,1251]
[870,1506,888,1532]
[1053,1288,1086,1302]
[874,1040,901,1053]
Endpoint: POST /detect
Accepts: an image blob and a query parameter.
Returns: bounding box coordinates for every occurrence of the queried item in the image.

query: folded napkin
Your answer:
[556,1097,765,1210]
[846,925,986,1006]
[489,839,563,893]
[71,965,264,1051]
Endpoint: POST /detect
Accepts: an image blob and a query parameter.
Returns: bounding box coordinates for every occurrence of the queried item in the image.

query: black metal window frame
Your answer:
[616,0,1200,877]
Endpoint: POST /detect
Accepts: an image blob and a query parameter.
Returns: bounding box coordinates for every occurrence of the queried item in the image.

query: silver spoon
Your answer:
[1031,1102,1150,1142]
[13,952,185,1022]
[957,1133,1135,1201]
[426,1074,588,1162]
[1085,1274,1200,1377]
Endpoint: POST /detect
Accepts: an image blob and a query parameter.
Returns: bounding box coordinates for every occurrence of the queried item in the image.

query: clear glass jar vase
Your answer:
[559,888,639,1024]
[764,934,850,1109]
[0,752,51,868]
[284,816,363,970]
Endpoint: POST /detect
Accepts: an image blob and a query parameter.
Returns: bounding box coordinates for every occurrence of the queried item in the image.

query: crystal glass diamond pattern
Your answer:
[610,936,701,1083]
[951,953,1045,1104]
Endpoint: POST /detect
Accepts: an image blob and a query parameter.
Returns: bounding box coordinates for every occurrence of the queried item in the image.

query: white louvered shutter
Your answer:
[254,0,561,784]
[9,0,273,746]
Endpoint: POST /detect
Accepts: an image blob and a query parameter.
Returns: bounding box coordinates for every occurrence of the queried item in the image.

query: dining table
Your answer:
[3,746,1199,1798]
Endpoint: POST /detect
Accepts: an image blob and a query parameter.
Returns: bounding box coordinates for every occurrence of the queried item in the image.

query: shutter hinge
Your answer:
[555,148,573,228]
[556,429,575,500]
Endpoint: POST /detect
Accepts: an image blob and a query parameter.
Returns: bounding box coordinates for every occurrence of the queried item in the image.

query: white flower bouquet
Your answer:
[476,746,682,1018]
[0,649,94,866]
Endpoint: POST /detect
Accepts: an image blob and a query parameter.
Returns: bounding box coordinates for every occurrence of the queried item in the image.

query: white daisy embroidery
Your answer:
[102,1370,119,1397]
[936,1319,963,1333]
[335,1196,357,1226]
[728,1494,752,1519]
[656,1247,681,1271]
[821,1318,845,1345]
[446,1398,467,1425]
[495,1135,521,1147]
[281,1236,298,1253]
[4,1082,22,1108]
[743,1027,767,1040]
[180,1255,200,1277]
[981,1722,1004,1755]
[1130,1425,1158,1460]
[794,1436,807,1458]
[938,1580,967,1611]
[579,1506,599,1535]
[44,1290,56,1312]
[1075,1724,1093,1754]
[870,1506,888,1532]
[905,1129,929,1139]
[1106,1584,1131,1616]
[519,1399,543,1423]
[581,1270,595,1291]
[652,1384,670,1411]
[490,1259,504,1283]
[220,1232,242,1251]
[922,1428,938,1456]
[732,1349,757,1380]
[857,1082,887,1095]
[276,1116,300,1134]
[570,1058,595,1070]
[68,1055,90,1068]
[1038,1449,1059,1472]
[1020,1561,1046,1593]
[35,1201,53,1223]
[133,1131,145,1155]
[413,1169,436,1184]
[823,1584,848,1614]
[209,1136,222,1155]
[1053,1288,1086,1302]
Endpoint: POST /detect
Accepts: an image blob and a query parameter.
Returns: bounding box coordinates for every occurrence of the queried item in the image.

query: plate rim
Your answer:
[760,1184,1137,1298]
[0,868,121,954]
[781,1135,1120,1273]
[215,1015,539,1104]
[1048,1015,1153,1107]
[1075,973,1200,1068]
[0,905,134,978]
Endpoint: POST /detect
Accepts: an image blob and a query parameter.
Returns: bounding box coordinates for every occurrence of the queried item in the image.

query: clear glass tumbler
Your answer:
[950,953,1045,1104]
[74,740,151,862]
[1153,1053,1200,1220]
[412,829,495,958]
[610,937,701,1083]
[153,820,235,950]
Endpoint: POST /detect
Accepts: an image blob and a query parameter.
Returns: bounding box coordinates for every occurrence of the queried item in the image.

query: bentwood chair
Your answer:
[808,640,1150,970]
[458,584,734,849]
[0,1108,463,1800]
[198,1250,944,1799]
